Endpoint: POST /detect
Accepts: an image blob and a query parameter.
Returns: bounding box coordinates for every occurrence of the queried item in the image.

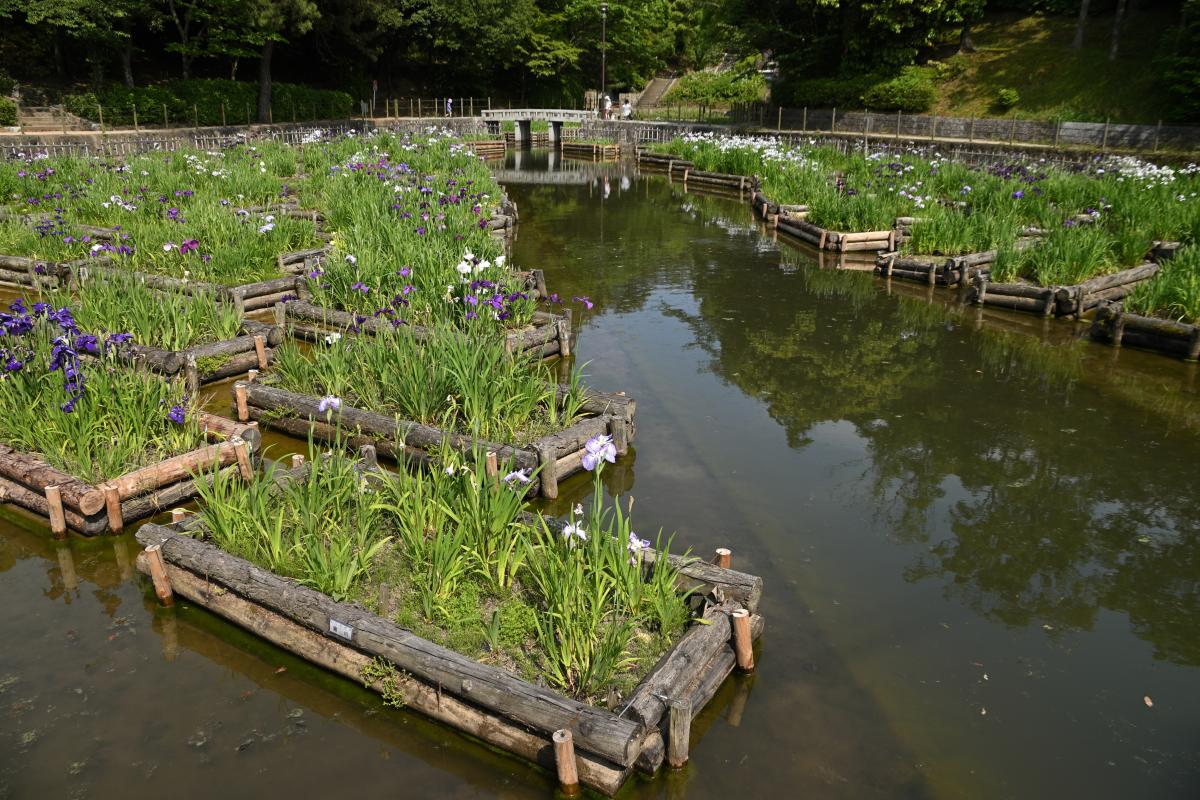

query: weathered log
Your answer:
[0,474,103,534]
[622,607,732,730]
[984,282,1053,301]
[100,441,242,502]
[180,333,263,362]
[200,349,271,382]
[840,230,893,244]
[240,320,284,347]
[87,264,225,296]
[230,276,301,299]
[240,383,539,471]
[1074,262,1160,295]
[776,220,821,247]
[534,415,613,460]
[245,407,426,468]
[982,294,1047,313]
[136,551,632,795]
[117,343,184,375]
[244,291,297,312]
[0,443,104,514]
[840,239,891,252]
[135,524,646,768]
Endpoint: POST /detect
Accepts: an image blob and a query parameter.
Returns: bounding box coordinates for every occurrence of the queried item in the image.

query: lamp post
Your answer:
[600,3,608,115]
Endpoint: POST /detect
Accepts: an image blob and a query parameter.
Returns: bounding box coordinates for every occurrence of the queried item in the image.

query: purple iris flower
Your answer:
[318,395,341,413]
[503,468,532,485]
[167,405,186,425]
[573,296,594,310]
[352,282,370,293]
[4,357,23,372]
[1011,190,1024,199]
[581,434,617,471]
[179,239,199,254]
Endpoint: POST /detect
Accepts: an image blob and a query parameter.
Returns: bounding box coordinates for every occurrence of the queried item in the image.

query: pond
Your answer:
[1,147,1198,799]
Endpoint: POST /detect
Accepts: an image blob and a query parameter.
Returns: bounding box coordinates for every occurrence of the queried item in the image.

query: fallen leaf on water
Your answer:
[1144,696,1154,708]
[274,667,287,675]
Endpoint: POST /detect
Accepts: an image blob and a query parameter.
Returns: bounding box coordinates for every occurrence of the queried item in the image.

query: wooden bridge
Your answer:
[479,108,597,143]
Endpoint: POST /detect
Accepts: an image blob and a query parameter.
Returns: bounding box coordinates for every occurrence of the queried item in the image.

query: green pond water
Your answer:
[2,148,1199,799]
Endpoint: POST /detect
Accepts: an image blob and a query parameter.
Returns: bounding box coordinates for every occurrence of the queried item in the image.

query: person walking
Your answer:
[602,94,612,120]
[621,99,632,120]
[445,97,453,117]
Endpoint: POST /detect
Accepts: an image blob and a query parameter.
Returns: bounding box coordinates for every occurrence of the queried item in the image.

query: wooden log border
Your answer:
[561,141,621,161]
[133,498,763,795]
[234,380,636,499]
[280,299,572,361]
[0,417,259,536]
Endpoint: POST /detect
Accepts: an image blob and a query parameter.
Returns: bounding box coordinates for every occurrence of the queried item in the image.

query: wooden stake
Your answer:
[291,453,306,469]
[184,355,199,398]
[233,438,253,480]
[45,485,67,539]
[234,382,249,422]
[714,547,732,569]
[732,608,755,671]
[146,543,175,606]
[247,369,259,383]
[170,508,187,525]
[536,445,558,499]
[485,451,498,478]
[553,729,580,795]
[253,334,268,370]
[667,698,692,768]
[104,484,124,533]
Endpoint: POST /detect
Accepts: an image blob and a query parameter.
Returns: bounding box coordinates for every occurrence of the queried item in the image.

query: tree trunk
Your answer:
[1109,0,1127,60]
[52,33,66,78]
[181,54,192,81]
[1072,0,1090,49]
[120,42,135,88]
[257,40,274,123]
[958,24,976,53]
[230,57,239,80]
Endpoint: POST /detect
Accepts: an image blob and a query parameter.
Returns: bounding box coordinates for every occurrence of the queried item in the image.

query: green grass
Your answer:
[926,9,1179,123]
[44,271,242,351]
[269,324,585,444]
[193,443,693,703]
[1126,246,1200,323]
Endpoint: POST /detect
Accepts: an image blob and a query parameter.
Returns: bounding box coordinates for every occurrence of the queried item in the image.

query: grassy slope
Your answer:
[928,9,1179,123]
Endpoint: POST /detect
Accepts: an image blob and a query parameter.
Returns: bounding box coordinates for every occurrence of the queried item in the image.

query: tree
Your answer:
[241,0,320,122]
[1109,0,1128,60]
[1072,0,1090,49]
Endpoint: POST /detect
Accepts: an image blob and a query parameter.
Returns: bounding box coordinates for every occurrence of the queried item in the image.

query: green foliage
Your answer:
[996,87,1020,109]
[775,73,879,109]
[861,68,937,112]
[664,59,767,104]
[360,657,408,708]
[0,97,15,127]
[63,79,351,126]
[1159,0,1200,121]
[1125,247,1200,323]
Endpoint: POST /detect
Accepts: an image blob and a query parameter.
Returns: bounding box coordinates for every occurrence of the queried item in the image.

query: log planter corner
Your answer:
[0,414,260,537]
[278,299,574,362]
[232,381,636,499]
[116,320,283,389]
[562,141,621,161]
[134,507,763,795]
[1090,302,1200,361]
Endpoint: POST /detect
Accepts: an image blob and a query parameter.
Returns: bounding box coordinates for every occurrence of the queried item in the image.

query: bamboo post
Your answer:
[246,103,251,125]
[1154,119,1162,152]
[193,104,199,128]
[895,110,901,142]
[715,547,732,569]
[104,484,124,533]
[732,609,755,671]
[145,544,175,606]
[831,107,837,132]
[802,106,807,131]
[45,485,67,539]
[1102,117,1110,152]
[253,334,268,370]
[553,729,580,795]
[163,103,169,129]
[1054,119,1061,148]
[221,102,226,126]
[777,106,782,130]
[667,699,692,768]
[132,103,139,131]
[98,103,104,133]
[234,382,249,422]
[969,116,975,142]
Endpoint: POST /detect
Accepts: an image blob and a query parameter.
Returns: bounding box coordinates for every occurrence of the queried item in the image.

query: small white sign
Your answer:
[329,618,354,640]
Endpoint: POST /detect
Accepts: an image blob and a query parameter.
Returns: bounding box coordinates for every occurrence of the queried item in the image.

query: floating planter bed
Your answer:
[0,413,258,537]
[1090,302,1200,360]
[231,381,636,499]
[966,262,1162,318]
[124,320,283,388]
[875,237,1040,289]
[132,449,764,796]
[637,151,693,175]
[561,141,620,161]
[0,255,80,290]
[466,138,508,159]
[278,299,573,361]
[768,207,897,254]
